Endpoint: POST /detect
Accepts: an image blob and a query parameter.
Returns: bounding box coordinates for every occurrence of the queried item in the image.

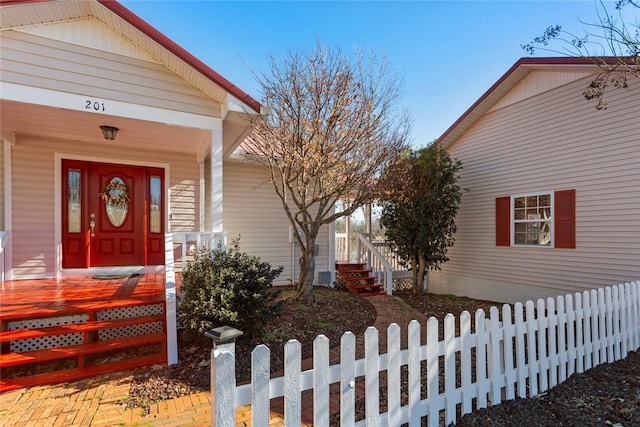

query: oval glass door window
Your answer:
[103,177,129,227]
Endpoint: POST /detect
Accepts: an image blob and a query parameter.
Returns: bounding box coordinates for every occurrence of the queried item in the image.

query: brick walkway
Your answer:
[0,295,426,426]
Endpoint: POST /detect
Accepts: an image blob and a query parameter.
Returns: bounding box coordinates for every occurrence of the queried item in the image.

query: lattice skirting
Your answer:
[8,315,88,352]
[7,304,165,352]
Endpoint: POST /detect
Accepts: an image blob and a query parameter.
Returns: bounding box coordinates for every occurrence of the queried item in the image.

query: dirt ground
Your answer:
[126,286,640,426]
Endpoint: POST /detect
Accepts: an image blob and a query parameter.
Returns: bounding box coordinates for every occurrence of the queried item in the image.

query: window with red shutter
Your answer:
[495,189,575,248]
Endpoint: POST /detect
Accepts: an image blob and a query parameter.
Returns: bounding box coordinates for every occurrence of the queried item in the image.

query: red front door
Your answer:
[62,160,165,268]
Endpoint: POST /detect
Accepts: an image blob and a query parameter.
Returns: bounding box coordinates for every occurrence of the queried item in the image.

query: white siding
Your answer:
[0,30,222,117]
[20,18,154,62]
[431,75,640,303]
[490,70,592,112]
[10,135,200,278]
[0,141,4,229]
[223,161,331,286]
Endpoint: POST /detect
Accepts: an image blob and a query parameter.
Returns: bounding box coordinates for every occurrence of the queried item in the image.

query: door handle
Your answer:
[89,213,96,237]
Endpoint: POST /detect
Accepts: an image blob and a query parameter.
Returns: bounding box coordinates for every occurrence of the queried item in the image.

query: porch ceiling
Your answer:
[1,99,216,156]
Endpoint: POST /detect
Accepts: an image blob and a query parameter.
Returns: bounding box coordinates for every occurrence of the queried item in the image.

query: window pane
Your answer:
[526,196,538,207]
[526,208,539,219]
[514,197,525,209]
[514,221,526,244]
[68,170,81,233]
[150,176,161,233]
[514,208,525,220]
[539,194,550,207]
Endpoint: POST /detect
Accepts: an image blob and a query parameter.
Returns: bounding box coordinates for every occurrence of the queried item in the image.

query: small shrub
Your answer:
[178,238,284,339]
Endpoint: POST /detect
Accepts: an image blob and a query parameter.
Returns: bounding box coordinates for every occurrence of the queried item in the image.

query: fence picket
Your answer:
[583,291,594,370]
[501,305,515,400]
[211,282,640,427]
[474,309,489,409]
[488,307,502,405]
[408,320,421,427]
[556,296,568,383]
[387,324,401,427]
[590,289,600,366]
[252,345,270,426]
[611,286,621,361]
[547,297,558,389]
[605,287,614,362]
[536,299,549,392]
[631,283,640,349]
[426,317,439,427]
[525,301,538,396]
[313,335,330,427]
[364,327,380,427]
[460,311,473,416]
[444,314,457,425]
[284,340,301,427]
[340,332,356,427]
[513,302,527,398]
[597,288,607,363]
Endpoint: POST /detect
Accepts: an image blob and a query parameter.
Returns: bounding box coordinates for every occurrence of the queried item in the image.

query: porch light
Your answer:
[100,125,119,140]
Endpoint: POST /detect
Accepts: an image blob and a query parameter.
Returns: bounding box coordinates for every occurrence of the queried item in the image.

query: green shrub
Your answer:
[178,238,284,339]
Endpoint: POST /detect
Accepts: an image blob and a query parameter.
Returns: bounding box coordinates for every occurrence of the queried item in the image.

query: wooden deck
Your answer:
[0,273,166,319]
[0,273,168,392]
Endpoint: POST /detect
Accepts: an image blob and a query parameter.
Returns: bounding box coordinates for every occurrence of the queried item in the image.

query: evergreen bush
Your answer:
[178,238,284,339]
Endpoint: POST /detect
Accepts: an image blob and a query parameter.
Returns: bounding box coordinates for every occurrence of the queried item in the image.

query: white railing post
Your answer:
[0,231,8,285]
[164,232,178,365]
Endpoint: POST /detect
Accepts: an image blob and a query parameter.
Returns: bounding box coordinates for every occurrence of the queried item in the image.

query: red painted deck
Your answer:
[0,273,166,320]
[0,273,170,392]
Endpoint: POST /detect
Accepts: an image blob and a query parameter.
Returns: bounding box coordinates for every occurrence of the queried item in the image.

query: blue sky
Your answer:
[120,1,624,146]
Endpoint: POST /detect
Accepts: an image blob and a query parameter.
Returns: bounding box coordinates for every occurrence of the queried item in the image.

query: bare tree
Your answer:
[245,43,411,304]
[522,0,639,109]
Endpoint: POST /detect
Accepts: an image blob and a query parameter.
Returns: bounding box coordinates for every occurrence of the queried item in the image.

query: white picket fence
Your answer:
[211,281,640,426]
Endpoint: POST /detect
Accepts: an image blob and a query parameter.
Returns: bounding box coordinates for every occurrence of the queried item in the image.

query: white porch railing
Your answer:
[335,232,348,262]
[370,240,406,272]
[356,233,393,295]
[0,231,8,284]
[212,281,640,426]
[172,231,227,271]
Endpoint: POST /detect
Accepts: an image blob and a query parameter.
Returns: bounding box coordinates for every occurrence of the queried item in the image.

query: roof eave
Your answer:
[435,56,624,149]
[97,0,261,114]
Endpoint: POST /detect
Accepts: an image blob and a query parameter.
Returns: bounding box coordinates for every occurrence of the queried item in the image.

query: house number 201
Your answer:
[85,100,106,111]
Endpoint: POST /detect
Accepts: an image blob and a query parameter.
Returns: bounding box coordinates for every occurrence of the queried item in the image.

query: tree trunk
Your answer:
[296,242,317,304]
[411,257,426,293]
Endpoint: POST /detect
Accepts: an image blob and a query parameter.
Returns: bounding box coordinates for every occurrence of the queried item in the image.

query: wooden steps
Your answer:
[335,262,384,296]
[0,301,167,393]
[0,353,166,392]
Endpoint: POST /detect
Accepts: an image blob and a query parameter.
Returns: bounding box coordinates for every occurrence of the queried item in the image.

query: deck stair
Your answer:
[0,300,167,392]
[335,262,384,296]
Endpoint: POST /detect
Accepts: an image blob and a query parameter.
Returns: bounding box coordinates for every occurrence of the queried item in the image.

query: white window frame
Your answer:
[510,191,554,248]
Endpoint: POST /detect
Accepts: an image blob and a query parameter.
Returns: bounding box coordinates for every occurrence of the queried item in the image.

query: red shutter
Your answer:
[555,189,576,249]
[495,196,510,246]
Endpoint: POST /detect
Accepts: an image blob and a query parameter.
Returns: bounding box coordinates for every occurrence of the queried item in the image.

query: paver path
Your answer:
[0,295,426,426]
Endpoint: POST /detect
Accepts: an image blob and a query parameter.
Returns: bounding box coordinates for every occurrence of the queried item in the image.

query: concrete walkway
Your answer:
[0,295,427,427]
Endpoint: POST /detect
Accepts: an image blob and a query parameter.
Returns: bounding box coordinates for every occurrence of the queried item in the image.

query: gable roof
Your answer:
[0,0,262,114]
[436,56,623,149]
